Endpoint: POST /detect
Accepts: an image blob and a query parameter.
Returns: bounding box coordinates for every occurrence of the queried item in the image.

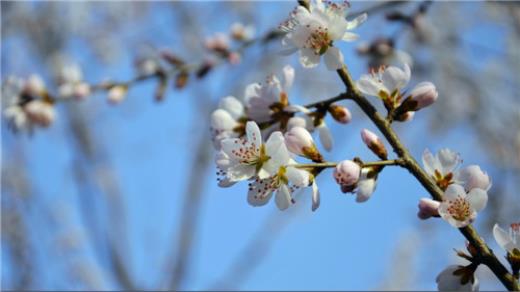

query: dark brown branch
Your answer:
[335,64,520,291]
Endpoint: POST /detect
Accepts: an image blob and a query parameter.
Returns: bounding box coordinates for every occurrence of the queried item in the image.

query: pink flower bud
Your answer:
[417,198,440,220]
[458,165,492,191]
[334,160,361,187]
[227,52,241,65]
[204,33,230,52]
[284,126,321,161]
[328,105,352,124]
[24,100,55,127]
[107,85,128,104]
[74,83,91,100]
[361,129,388,160]
[410,82,438,110]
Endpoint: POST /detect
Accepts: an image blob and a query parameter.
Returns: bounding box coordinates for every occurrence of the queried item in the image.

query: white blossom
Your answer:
[246,131,310,210]
[24,100,55,127]
[210,96,245,149]
[230,22,255,41]
[436,265,479,291]
[58,64,90,100]
[245,65,294,124]
[107,85,128,104]
[493,223,520,254]
[280,0,367,70]
[438,184,488,228]
[219,121,287,182]
[356,63,411,102]
[422,148,462,189]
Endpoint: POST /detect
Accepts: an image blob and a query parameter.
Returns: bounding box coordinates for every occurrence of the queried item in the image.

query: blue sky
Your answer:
[1,1,511,290]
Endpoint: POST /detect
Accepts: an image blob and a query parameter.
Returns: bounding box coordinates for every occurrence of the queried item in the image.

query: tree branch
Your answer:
[335,64,520,291]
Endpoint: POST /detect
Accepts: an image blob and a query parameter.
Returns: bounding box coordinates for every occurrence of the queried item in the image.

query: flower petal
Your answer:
[346,13,367,30]
[263,131,290,174]
[324,47,344,70]
[226,164,256,182]
[286,166,310,187]
[317,123,333,152]
[467,188,488,212]
[219,96,244,120]
[275,184,293,210]
[246,121,262,149]
[247,178,275,206]
[443,184,466,201]
[438,148,461,175]
[282,65,295,92]
[341,31,359,41]
[299,48,320,68]
[356,75,385,97]
[422,148,441,176]
[381,63,411,92]
[493,224,515,252]
[311,181,320,211]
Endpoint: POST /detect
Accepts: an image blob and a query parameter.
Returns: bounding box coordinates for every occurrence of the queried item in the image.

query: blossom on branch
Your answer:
[422,148,462,191]
[218,121,284,182]
[245,65,295,128]
[211,96,246,149]
[57,64,91,100]
[438,184,488,228]
[280,0,367,70]
[493,223,520,255]
[436,265,479,291]
[2,75,55,132]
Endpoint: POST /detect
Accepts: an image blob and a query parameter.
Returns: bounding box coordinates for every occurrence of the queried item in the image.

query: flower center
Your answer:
[446,196,471,222]
[305,25,331,55]
[434,170,454,191]
[231,140,269,168]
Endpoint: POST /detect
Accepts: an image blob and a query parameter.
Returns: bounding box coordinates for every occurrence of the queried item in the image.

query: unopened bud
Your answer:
[410,82,438,110]
[334,160,361,187]
[196,60,215,79]
[204,33,230,53]
[361,129,388,160]
[417,198,440,220]
[328,104,352,124]
[228,52,241,65]
[284,126,322,162]
[230,22,255,41]
[74,83,91,99]
[160,51,184,67]
[175,71,189,89]
[107,85,128,104]
[24,99,55,127]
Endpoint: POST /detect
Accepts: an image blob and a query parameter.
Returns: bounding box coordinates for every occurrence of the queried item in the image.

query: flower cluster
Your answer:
[280,0,367,70]
[210,65,355,211]
[357,63,438,121]
[2,75,55,133]
[418,149,491,228]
